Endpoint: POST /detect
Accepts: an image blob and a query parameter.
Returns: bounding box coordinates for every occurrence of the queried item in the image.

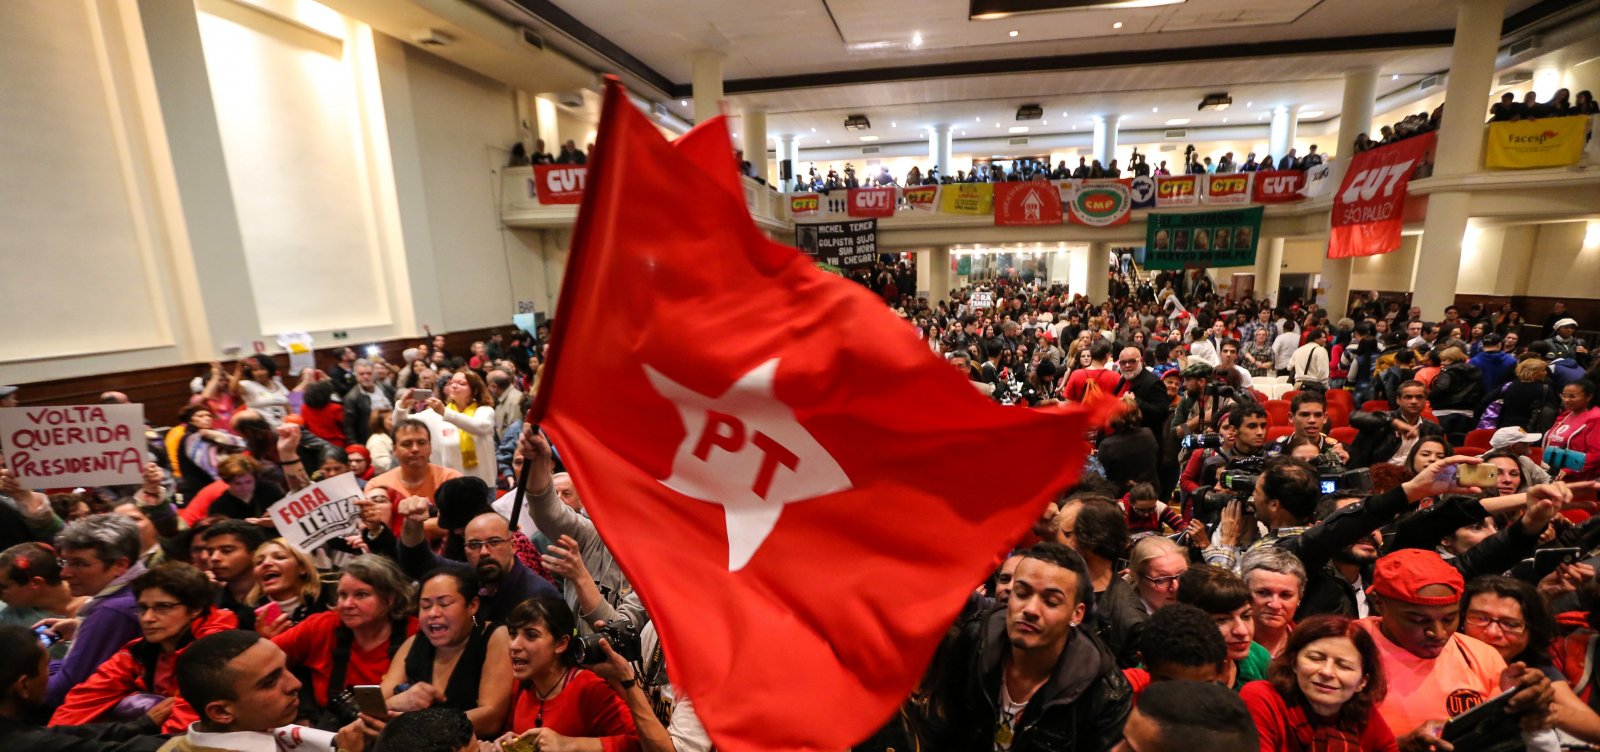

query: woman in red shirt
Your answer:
[496,596,639,752]
[272,555,417,728]
[1547,379,1600,481]
[52,562,237,733]
[1240,615,1398,752]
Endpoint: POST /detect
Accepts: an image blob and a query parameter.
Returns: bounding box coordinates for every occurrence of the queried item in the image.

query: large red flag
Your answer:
[1328,132,1435,258]
[533,79,1098,751]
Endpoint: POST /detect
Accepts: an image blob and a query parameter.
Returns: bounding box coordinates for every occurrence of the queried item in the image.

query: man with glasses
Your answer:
[396,498,556,623]
[41,514,145,704]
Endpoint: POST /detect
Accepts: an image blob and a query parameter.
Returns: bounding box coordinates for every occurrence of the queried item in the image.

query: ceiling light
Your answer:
[1392,74,1400,80]
[1009,126,1030,133]
[810,127,816,132]
[1247,101,1253,107]
[911,31,923,47]
[1042,119,1048,124]
[1258,114,1266,120]
[1165,118,1190,125]
[961,131,967,136]
[891,122,897,127]
[1062,111,1069,116]
[679,100,687,106]
[994,123,1001,127]
[859,135,879,142]
[976,116,981,121]
[972,12,1011,20]
[1113,21,1123,28]
[1222,117,1228,123]
[1151,107,1159,112]
[1009,30,1019,37]
[826,139,832,144]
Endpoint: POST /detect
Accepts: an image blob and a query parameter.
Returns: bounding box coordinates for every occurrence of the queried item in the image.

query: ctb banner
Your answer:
[994,181,1064,226]
[1156,175,1199,207]
[789,193,819,218]
[1145,206,1264,270]
[902,185,938,211]
[1203,173,1251,205]
[1484,115,1588,169]
[532,165,587,204]
[1329,132,1435,259]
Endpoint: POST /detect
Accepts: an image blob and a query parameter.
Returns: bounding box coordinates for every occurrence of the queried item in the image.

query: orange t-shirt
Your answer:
[1356,617,1506,736]
[368,464,462,531]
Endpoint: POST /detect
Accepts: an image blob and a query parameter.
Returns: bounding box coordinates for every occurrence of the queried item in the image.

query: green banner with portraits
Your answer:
[1144,206,1264,270]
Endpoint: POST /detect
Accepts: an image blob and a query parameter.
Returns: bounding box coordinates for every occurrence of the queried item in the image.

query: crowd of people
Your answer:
[1,252,1599,751]
[1490,88,1600,122]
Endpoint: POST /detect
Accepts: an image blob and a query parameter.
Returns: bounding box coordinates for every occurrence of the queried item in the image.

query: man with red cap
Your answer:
[1359,548,1556,744]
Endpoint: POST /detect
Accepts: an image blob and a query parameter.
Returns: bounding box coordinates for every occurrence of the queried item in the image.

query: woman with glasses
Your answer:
[51,562,236,733]
[1461,576,1600,744]
[382,565,513,737]
[1102,536,1190,668]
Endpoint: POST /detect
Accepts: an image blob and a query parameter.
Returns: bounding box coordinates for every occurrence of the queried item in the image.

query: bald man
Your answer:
[396,498,558,623]
[1115,347,1169,435]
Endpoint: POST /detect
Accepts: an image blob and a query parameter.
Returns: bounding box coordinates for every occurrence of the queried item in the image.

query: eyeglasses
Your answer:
[137,601,186,616]
[1141,574,1183,589]
[464,537,510,551]
[1464,613,1526,634]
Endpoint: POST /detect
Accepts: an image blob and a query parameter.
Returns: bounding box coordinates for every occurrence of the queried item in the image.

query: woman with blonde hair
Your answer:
[249,538,327,636]
[1496,357,1559,431]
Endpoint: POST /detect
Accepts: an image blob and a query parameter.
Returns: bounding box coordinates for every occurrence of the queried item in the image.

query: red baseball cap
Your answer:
[1368,549,1463,606]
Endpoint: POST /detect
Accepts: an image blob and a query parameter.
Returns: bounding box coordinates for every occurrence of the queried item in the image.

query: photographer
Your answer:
[1171,364,1236,460]
[1180,405,1269,524]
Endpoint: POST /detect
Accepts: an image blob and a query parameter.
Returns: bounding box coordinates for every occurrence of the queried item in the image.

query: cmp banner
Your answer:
[1144,206,1264,270]
[1067,181,1132,226]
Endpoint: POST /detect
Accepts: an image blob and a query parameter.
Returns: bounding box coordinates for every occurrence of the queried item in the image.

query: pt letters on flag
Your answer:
[1067,181,1132,226]
[847,187,896,217]
[533,164,587,204]
[1329,132,1435,259]
[1155,174,1199,207]
[1251,170,1306,203]
[532,79,1098,751]
[994,181,1064,226]
[1484,115,1589,169]
[1145,206,1265,270]
[938,182,994,215]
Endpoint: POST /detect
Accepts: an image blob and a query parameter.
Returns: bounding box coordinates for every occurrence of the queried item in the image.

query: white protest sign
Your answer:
[970,291,995,310]
[268,473,362,551]
[277,331,316,377]
[0,404,146,487]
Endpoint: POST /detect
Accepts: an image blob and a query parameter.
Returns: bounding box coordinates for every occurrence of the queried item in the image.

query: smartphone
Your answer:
[1456,464,1502,488]
[33,625,56,647]
[1534,547,1583,579]
[350,685,387,718]
[410,388,432,403]
[254,601,283,625]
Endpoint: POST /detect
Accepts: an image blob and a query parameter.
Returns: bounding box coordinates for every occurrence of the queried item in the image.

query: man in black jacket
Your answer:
[1348,380,1441,467]
[0,625,166,751]
[938,543,1131,752]
[341,360,395,445]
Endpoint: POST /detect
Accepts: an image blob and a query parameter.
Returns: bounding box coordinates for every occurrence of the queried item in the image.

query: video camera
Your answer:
[1319,468,1372,495]
[1198,454,1268,520]
[1181,432,1223,451]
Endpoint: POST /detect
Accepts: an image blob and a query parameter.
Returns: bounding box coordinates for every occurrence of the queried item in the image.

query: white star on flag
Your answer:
[642,359,853,571]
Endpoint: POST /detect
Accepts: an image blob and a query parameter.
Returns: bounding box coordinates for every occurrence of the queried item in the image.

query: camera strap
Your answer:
[329,618,409,694]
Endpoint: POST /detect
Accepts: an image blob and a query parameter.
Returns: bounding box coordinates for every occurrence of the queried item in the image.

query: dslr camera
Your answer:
[1182,432,1224,451]
[1199,454,1267,520]
[1204,381,1239,401]
[570,618,644,666]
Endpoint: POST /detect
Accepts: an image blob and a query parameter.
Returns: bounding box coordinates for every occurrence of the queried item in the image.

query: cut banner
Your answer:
[532,165,587,204]
[847,187,896,217]
[530,78,1100,752]
[994,181,1063,226]
[1252,170,1307,203]
[1329,132,1435,259]
[1484,115,1589,169]
[1145,206,1264,270]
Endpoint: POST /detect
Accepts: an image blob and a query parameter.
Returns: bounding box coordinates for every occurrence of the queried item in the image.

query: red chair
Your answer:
[1331,426,1359,445]
[1267,425,1295,443]
[1284,390,1303,405]
[1361,400,1391,414]
[1464,428,1497,449]
[1326,389,1354,413]
[1248,389,1269,404]
[1265,400,1292,427]
[1326,405,1350,428]
[1460,445,1491,457]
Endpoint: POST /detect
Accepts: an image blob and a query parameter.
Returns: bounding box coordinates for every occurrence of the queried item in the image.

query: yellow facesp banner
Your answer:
[1484,115,1588,169]
[937,183,994,215]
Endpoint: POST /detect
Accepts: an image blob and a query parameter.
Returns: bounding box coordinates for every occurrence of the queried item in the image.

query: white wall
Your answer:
[401,46,521,332]
[0,0,190,376]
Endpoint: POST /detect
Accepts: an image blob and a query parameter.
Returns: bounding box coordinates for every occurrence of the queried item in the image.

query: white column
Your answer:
[1085,242,1111,302]
[533,97,560,154]
[917,247,951,302]
[692,52,724,124]
[929,125,953,179]
[1414,0,1506,318]
[742,107,768,183]
[1259,238,1285,307]
[777,134,795,190]
[1092,116,1118,168]
[1320,67,1378,317]
[1269,105,1300,162]
[1050,249,1070,285]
